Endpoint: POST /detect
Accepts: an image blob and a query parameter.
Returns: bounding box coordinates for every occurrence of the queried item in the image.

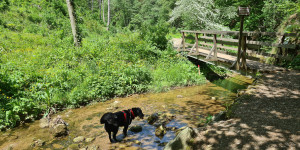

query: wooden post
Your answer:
[195,33,199,52]
[235,15,244,70]
[233,6,249,70]
[221,34,224,46]
[241,35,247,69]
[213,34,217,60]
[276,35,285,64]
[182,32,185,51]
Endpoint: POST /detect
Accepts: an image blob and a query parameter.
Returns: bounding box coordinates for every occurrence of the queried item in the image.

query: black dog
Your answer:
[100,107,144,143]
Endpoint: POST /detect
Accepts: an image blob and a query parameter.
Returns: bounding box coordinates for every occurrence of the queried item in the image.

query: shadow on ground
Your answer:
[194,71,300,149]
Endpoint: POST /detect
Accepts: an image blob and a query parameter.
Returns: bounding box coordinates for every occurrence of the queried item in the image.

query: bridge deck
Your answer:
[186,48,285,72]
[173,38,286,73]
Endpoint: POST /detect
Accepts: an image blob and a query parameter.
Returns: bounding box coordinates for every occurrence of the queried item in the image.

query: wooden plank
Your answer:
[199,42,238,51]
[247,40,296,49]
[244,32,298,37]
[195,33,199,52]
[198,45,259,61]
[199,36,296,49]
[181,30,241,36]
[189,42,292,60]
[189,43,197,55]
[241,36,247,69]
[181,30,298,37]
[213,34,217,59]
[235,15,245,70]
[206,45,215,59]
[199,36,260,49]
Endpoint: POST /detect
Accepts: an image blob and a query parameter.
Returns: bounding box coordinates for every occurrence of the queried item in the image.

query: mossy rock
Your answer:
[129,125,142,133]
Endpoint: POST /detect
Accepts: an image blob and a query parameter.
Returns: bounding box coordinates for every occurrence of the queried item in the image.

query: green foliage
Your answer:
[150,50,205,92]
[169,0,236,30]
[0,0,9,11]
[214,0,299,32]
[0,28,205,129]
[0,0,206,129]
[140,22,170,50]
[262,0,299,32]
[289,55,300,70]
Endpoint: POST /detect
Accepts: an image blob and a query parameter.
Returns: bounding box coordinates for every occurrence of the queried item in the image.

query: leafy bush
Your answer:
[140,22,170,50]
[28,14,42,24]
[289,55,300,70]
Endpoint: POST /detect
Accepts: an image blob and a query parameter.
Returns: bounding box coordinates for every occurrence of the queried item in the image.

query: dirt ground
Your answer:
[194,70,300,150]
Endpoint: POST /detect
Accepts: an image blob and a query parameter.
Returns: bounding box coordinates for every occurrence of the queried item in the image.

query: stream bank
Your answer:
[0,73,253,150]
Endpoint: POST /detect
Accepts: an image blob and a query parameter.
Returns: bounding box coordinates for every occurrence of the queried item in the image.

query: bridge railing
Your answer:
[177,30,298,69]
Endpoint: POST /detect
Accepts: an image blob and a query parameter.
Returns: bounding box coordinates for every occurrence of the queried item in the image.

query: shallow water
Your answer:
[0,74,253,150]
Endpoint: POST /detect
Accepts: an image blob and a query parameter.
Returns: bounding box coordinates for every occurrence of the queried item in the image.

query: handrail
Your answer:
[198,36,296,49]
[181,30,298,37]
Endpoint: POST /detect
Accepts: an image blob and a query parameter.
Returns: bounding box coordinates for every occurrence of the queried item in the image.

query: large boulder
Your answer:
[49,115,68,137]
[164,127,196,150]
[50,124,68,137]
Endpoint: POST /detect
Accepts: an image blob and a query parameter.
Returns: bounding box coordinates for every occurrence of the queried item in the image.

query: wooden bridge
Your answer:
[175,30,298,72]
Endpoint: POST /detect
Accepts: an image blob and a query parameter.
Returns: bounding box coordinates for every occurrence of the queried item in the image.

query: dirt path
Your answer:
[194,70,300,149]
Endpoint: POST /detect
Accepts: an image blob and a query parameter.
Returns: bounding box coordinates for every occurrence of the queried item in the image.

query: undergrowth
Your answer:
[0,1,205,130]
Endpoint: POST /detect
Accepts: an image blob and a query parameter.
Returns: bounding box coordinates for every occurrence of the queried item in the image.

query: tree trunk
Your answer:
[99,0,102,21]
[102,0,106,24]
[66,0,80,47]
[107,0,110,30]
[91,0,94,11]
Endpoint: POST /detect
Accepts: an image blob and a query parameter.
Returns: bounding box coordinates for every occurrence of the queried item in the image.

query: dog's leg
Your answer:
[113,131,119,142]
[112,126,119,142]
[123,125,128,137]
[108,132,113,143]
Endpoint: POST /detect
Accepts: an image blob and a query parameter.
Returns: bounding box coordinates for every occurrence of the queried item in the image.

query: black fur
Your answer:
[100,107,144,143]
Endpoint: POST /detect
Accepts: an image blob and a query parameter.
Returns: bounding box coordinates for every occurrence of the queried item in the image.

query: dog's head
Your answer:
[132,107,144,119]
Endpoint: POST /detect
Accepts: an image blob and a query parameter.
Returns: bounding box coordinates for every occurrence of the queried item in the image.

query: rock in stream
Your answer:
[49,115,68,137]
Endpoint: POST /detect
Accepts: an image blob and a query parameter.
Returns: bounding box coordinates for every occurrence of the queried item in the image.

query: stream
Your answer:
[0,74,253,150]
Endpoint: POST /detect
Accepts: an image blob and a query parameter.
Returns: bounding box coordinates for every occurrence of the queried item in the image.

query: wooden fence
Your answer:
[177,30,298,70]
